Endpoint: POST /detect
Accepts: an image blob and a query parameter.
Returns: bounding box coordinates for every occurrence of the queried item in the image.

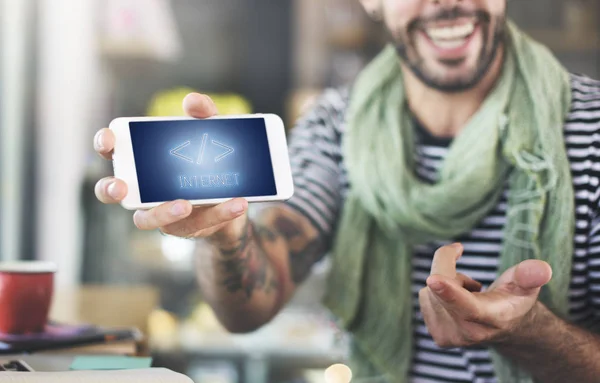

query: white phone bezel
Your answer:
[109,114,294,210]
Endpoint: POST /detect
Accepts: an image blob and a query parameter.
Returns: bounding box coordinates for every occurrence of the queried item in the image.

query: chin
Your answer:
[403,41,499,92]
[415,67,488,93]
[433,65,480,83]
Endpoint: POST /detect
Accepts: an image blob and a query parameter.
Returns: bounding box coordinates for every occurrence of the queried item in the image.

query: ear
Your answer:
[359,0,383,21]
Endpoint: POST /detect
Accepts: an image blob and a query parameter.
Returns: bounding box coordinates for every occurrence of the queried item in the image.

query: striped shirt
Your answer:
[285,74,600,383]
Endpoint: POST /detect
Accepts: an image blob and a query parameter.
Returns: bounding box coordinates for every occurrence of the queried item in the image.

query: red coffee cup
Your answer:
[0,262,57,334]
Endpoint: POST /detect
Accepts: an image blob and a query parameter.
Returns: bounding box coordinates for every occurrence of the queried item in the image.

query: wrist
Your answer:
[207,214,251,254]
[495,302,553,347]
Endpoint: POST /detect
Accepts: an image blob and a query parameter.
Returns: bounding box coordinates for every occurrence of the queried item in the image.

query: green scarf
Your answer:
[323,22,574,383]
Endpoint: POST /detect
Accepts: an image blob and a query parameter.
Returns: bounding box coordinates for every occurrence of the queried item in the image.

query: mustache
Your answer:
[408,8,491,32]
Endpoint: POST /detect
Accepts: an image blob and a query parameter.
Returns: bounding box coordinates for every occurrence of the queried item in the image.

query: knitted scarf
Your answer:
[323,21,574,383]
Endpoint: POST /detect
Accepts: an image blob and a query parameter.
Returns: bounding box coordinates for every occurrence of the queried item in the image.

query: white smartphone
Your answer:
[109,114,294,210]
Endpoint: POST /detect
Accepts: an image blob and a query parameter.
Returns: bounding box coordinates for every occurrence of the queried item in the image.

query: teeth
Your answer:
[432,39,465,49]
[426,22,475,41]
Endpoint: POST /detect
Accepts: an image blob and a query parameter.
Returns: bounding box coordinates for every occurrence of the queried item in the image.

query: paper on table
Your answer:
[0,368,193,383]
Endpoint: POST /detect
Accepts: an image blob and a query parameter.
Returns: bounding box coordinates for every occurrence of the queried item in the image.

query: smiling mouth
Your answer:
[423,19,478,50]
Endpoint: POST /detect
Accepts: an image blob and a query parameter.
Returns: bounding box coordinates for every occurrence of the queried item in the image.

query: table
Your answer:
[2,354,75,372]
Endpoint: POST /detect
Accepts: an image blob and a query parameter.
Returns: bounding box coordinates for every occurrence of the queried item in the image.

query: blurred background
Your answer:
[0,0,599,382]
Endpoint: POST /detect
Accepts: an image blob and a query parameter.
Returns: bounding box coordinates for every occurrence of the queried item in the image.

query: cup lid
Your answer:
[0,261,57,274]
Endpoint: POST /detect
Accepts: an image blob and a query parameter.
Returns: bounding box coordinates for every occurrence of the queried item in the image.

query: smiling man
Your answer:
[94,1,600,382]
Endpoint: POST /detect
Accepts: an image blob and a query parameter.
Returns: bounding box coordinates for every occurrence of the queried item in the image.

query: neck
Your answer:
[402,48,505,138]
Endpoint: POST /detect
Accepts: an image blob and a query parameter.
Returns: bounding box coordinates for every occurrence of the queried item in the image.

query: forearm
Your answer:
[196,217,288,332]
[496,302,600,383]
[195,205,325,333]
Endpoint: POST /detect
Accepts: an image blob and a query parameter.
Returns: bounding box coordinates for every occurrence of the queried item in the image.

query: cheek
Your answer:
[382,0,419,34]
[487,0,505,14]
[483,0,506,19]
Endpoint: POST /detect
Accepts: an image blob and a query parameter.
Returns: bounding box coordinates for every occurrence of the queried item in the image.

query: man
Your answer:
[94,0,600,381]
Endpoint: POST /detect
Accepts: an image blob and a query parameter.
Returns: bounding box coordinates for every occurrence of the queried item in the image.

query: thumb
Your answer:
[500,260,553,296]
[183,93,218,118]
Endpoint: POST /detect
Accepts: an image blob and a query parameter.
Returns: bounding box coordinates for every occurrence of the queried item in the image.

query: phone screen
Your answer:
[129,118,278,203]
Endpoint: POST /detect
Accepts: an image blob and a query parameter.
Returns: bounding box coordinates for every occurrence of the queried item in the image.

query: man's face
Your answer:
[368,0,507,92]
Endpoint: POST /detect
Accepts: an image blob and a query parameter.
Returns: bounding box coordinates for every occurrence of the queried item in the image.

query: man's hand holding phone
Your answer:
[94,92,321,335]
[93,93,249,241]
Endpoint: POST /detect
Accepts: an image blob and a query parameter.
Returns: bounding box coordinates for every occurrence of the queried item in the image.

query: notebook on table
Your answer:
[0,322,142,355]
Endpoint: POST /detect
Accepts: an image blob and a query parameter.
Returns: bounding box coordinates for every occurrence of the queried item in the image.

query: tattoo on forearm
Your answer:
[254,225,282,294]
[274,215,326,284]
[210,207,326,302]
[218,220,251,258]
[216,221,280,299]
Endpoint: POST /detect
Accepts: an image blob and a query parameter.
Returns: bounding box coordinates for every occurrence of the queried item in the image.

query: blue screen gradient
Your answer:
[130,118,277,203]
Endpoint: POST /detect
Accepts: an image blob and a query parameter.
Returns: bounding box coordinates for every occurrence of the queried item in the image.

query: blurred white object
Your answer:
[101,0,182,61]
[0,368,192,383]
[324,364,352,383]
[1,0,34,262]
[175,306,346,359]
[160,235,195,266]
[37,0,101,287]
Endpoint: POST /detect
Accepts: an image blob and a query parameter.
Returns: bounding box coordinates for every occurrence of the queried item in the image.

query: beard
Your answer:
[392,7,506,93]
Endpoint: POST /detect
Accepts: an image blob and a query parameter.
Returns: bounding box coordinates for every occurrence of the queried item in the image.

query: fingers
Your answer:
[133,198,247,233]
[133,200,194,230]
[161,198,248,236]
[426,274,481,318]
[94,128,115,160]
[495,260,553,296]
[430,243,463,278]
[95,93,217,161]
[457,273,482,292]
[95,177,128,204]
[514,260,553,290]
[183,93,218,118]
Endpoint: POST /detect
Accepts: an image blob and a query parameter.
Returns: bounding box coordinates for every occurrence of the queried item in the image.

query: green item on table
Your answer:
[70,356,152,371]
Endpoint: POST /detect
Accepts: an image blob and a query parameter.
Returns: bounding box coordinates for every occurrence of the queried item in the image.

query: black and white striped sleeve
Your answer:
[568,75,600,326]
[284,89,348,243]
